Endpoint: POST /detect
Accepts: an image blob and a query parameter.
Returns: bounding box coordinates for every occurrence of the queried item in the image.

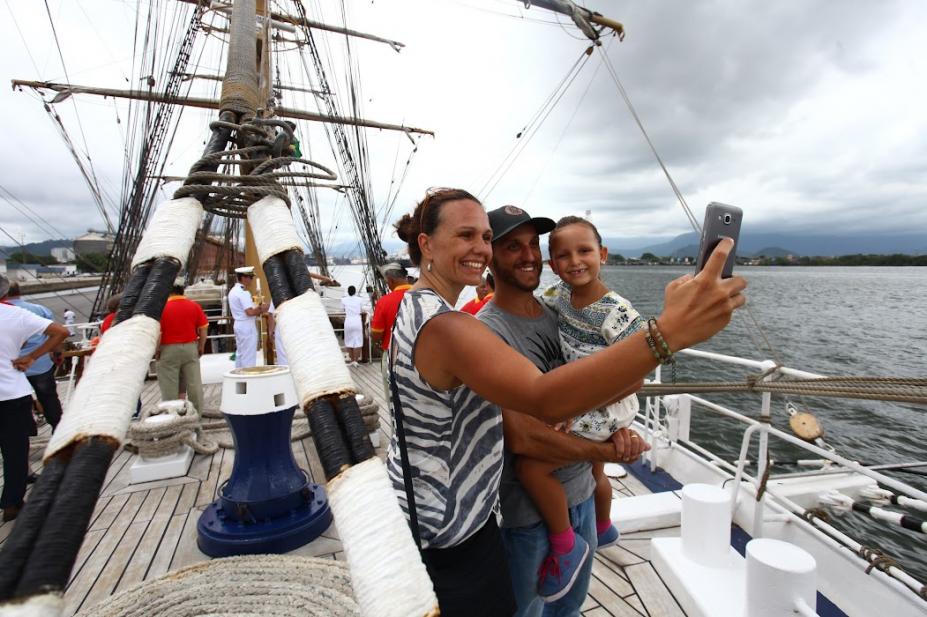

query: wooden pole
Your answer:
[11,80,433,136]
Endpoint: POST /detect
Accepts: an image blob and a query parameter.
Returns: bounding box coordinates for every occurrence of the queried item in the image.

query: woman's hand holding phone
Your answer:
[656,237,747,352]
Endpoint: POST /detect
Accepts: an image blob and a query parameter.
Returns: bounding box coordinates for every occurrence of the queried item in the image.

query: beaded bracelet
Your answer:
[646,318,674,364]
[647,317,677,383]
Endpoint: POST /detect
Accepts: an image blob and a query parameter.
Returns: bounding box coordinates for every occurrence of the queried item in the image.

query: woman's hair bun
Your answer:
[394,213,415,243]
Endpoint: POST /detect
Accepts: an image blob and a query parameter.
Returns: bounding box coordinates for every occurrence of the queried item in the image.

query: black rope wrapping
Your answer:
[15,438,117,598]
[0,460,67,600]
[283,249,315,295]
[114,260,153,324]
[263,249,315,308]
[132,257,181,321]
[335,394,375,464]
[306,398,352,481]
[263,254,295,308]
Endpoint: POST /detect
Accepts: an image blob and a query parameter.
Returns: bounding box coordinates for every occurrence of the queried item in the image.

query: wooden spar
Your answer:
[10,79,434,136]
[175,0,406,51]
[520,0,625,40]
[173,72,331,97]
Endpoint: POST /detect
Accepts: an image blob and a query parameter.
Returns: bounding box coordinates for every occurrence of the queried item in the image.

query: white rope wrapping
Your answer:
[247,196,303,264]
[130,197,203,268]
[44,315,160,461]
[328,458,438,617]
[277,291,354,407]
[0,594,64,617]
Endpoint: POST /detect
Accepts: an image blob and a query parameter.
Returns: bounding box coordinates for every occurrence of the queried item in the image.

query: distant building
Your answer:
[0,259,6,275]
[37,264,78,278]
[51,247,76,263]
[7,263,40,282]
[73,231,115,256]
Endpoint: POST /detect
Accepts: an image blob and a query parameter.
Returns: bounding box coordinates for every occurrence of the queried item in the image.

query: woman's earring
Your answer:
[426,262,432,273]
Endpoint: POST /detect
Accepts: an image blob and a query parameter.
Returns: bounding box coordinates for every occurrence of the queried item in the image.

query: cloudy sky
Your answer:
[1,0,925,251]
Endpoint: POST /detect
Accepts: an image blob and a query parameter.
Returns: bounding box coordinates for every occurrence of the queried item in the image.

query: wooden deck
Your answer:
[1,361,687,616]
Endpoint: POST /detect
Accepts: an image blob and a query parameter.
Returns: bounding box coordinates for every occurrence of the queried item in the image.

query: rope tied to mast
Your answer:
[173,119,336,218]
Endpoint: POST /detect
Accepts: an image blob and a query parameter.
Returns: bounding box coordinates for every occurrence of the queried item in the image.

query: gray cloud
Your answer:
[1,1,924,249]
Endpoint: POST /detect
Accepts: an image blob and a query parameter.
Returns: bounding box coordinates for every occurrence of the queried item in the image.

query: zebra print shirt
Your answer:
[386,289,504,549]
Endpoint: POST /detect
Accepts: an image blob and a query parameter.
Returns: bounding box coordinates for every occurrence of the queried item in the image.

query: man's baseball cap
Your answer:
[234,266,255,276]
[378,262,408,277]
[488,205,555,242]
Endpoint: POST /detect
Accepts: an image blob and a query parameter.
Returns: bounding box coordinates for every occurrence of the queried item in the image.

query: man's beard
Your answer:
[493,261,541,293]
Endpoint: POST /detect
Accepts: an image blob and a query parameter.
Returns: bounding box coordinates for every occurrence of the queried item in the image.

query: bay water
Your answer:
[589,265,927,582]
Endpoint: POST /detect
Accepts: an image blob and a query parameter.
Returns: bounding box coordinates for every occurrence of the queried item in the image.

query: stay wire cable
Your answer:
[596,46,786,375]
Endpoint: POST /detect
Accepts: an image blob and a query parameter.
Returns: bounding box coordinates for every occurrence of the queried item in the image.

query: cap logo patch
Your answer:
[504,205,524,216]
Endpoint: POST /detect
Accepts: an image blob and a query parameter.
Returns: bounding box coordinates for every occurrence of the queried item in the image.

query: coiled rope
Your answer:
[173,119,337,218]
[74,555,359,617]
[124,400,218,458]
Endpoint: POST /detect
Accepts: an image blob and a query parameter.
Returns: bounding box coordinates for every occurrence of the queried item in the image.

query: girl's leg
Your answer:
[516,456,570,533]
[592,461,619,545]
[592,462,612,524]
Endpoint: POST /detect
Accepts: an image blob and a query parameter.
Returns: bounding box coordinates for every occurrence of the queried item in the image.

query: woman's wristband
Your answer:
[646,317,675,365]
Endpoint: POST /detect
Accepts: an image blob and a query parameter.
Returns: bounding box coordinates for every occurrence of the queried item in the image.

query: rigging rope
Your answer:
[640,376,927,405]
[479,46,592,200]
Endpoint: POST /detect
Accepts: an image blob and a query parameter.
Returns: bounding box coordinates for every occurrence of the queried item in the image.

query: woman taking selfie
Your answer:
[386,188,746,616]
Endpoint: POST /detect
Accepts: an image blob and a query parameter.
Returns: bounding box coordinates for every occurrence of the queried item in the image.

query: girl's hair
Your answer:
[394,188,482,265]
[348,285,357,296]
[549,215,603,248]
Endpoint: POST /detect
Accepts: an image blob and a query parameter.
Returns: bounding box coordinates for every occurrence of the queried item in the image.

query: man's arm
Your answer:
[503,409,647,465]
[244,304,267,317]
[197,325,208,355]
[309,272,338,286]
[13,323,70,372]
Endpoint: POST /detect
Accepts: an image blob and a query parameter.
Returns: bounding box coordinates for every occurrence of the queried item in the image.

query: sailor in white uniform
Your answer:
[227,266,267,368]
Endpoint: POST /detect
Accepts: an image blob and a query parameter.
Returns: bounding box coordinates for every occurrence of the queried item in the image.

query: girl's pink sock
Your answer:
[596,519,613,535]
[548,528,575,555]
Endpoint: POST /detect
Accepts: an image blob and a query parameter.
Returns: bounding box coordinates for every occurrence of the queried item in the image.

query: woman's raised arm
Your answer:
[416,238,746,423]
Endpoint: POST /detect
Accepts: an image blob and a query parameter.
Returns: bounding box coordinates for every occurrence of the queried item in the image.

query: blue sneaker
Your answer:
[538,533,590,603]
[597,523,620,549]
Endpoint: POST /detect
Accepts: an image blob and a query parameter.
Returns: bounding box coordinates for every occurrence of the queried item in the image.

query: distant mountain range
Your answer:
[604,232,927,259]
[0,239,72,258]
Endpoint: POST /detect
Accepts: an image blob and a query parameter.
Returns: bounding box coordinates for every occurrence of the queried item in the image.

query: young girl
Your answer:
[519,215,648,599]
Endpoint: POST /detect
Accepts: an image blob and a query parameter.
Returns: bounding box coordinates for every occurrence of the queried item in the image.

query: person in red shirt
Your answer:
[371,264,412,404]
[371,264,412,353]
[460,273,495,315]
[157,280,209,415]
[99,294,122,335]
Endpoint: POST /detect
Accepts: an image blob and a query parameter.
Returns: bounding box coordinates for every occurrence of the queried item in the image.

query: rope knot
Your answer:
[858,545,898,575]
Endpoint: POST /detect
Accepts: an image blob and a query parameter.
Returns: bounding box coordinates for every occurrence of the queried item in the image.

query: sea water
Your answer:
[591,265,927,582]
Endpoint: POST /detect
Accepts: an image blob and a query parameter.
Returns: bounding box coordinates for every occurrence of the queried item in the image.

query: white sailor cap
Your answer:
[234,266,256,276]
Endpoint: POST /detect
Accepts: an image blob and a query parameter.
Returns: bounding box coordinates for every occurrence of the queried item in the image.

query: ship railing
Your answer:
[641,347,927,601]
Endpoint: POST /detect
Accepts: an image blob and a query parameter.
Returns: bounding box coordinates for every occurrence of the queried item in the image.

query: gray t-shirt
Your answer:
[477,300,595,529]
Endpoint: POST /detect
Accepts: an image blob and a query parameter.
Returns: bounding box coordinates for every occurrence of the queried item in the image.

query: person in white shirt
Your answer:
[340,285,366,366]
[0,274,70,521]
[227,266,267,369]
[266,301,287,366]
[63,308,76,336]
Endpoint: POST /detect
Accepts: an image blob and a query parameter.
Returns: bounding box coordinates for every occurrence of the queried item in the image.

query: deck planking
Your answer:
[0,363,691,616]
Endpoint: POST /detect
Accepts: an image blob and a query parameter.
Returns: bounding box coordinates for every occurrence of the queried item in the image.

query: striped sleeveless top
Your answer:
[386,289,504,549]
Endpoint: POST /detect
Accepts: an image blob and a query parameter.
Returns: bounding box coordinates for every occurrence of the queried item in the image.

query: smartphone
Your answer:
[695,202,742,278]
